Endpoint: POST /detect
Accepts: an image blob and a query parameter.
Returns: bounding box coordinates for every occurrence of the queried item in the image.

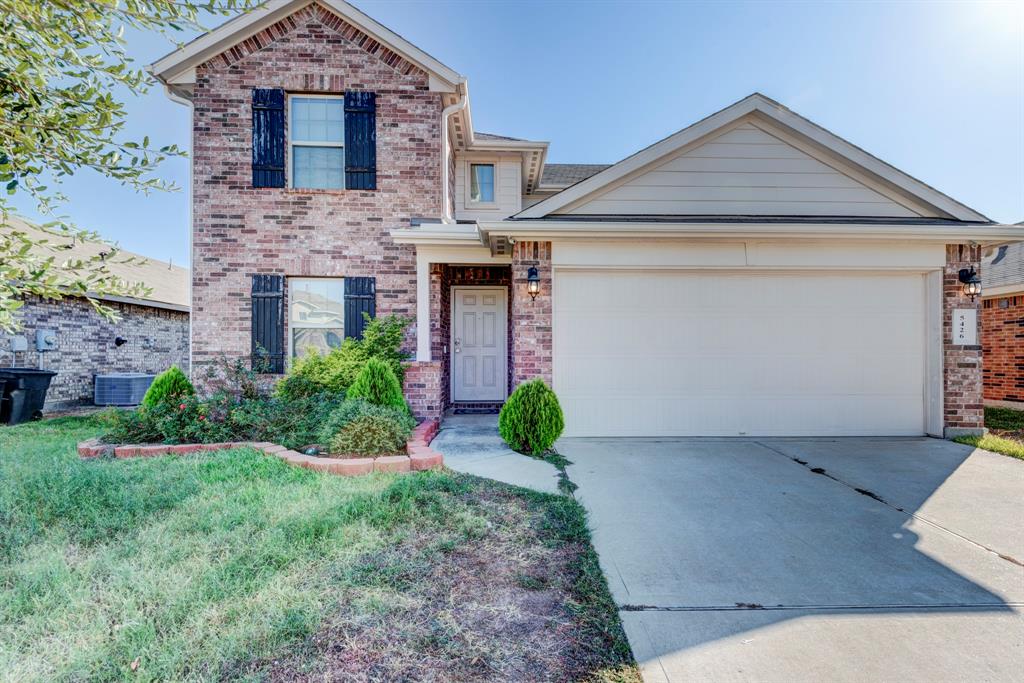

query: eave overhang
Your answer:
[148,0,464,98]
[478,219,1024,247]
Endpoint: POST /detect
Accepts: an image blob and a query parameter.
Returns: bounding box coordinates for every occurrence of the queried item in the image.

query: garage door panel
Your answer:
[554,271,926,437]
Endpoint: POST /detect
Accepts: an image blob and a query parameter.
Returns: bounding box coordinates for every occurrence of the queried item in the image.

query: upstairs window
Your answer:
[469,163,495,203]
[289,96,344,190]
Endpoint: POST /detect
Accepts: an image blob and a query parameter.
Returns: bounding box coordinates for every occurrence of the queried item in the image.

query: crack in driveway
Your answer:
[620,602,1024,612]
[753,440,1024,568]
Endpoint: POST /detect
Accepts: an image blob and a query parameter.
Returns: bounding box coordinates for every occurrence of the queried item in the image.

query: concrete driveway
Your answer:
[561,437,1024,682]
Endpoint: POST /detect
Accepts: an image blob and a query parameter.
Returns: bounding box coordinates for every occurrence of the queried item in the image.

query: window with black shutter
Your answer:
[251,274,285,373]
[252,89,285,188]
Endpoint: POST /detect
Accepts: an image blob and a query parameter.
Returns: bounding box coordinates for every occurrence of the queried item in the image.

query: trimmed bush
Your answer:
[498,379,565,455]
[317,399,415,446]
[141,366,194,409]
[346,358,407,411]
[329,414,409,456]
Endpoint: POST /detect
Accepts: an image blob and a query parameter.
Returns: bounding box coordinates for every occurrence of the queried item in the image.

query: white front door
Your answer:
[452,287,507,402]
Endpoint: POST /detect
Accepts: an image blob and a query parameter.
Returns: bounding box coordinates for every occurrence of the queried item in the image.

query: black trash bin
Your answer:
[0,368,58,425]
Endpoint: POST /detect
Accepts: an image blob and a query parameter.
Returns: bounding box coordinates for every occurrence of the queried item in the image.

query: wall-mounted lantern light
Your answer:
[958,267,981,301]
[526,266,541,301]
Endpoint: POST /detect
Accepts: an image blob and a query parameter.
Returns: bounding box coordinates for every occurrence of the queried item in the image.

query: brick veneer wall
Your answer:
[190,4,441,384]
[943,244,984,435]
[511,241,553,387]
[2,296,189,410]
[982,294,1024,403]
[404,361,442,420]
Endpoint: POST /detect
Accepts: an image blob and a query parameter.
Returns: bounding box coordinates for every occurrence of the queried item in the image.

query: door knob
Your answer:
[454,337,461,353]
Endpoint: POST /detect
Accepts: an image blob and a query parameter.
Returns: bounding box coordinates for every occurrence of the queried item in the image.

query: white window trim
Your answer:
[287,93,345,190]
[465,160,499,207]
[287,276,345,359]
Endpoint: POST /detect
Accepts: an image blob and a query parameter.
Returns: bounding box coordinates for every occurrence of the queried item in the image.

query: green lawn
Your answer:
[0,417,638,682]
[953,406,1024,461]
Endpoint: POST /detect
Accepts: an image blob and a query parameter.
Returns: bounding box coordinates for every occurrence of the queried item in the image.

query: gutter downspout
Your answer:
[440,82,468,224]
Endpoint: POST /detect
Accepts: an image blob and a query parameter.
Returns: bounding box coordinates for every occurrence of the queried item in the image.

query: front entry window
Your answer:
[289,277,344,357]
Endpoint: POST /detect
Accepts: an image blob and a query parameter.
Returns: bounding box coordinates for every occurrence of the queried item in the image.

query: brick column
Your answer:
[511,241,553,387]
[404,361,442,421]
[943,244,984,437]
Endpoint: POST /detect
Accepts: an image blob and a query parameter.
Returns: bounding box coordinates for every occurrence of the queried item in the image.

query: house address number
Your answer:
[952,308,978,346]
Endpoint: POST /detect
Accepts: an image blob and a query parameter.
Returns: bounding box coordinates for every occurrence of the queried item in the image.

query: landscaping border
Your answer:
[77,419,443,476]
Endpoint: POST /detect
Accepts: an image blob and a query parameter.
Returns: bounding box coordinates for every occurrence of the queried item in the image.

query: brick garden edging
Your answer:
[78,418,443,477]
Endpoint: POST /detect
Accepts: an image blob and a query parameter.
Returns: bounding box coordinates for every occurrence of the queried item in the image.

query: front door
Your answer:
[452,287,507,402]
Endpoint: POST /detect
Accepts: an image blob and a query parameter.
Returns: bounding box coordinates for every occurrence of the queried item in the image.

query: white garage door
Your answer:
[553,270,926,437]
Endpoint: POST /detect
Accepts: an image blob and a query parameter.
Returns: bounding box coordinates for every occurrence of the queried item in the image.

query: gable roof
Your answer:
[148,0,464,97]
[2,217,189,311]
[516,93,990,222]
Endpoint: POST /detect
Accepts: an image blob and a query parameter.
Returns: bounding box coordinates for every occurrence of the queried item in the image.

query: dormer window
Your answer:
[469,163,495,203]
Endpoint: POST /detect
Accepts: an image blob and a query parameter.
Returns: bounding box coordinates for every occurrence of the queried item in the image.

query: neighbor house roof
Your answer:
[983,240,1024,295]
[2,216,189,311]
[517,93,992,222]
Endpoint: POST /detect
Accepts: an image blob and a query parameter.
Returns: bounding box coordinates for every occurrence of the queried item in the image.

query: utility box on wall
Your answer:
[35,329,58,352]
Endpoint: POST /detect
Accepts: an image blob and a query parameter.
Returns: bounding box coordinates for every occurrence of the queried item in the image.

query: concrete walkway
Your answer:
[430,414,562,495]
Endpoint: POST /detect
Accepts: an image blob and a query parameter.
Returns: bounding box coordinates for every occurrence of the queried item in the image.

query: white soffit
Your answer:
[517,93,991,222]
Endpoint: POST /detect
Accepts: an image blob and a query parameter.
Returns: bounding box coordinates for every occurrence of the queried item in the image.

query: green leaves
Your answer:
[0,0,254,331]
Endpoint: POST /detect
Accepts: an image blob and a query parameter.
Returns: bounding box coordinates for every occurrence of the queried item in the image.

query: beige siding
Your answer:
[561,123,920,217]
[454,153,522,221]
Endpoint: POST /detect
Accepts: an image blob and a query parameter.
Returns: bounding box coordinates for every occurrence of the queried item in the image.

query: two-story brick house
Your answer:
[151,0,1021,438]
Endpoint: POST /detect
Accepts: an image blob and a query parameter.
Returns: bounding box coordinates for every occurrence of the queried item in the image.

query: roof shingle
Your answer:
[539,163,611,187]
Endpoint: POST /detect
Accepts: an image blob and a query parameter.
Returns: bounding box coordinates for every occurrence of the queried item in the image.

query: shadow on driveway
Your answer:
[561,437,1024,682]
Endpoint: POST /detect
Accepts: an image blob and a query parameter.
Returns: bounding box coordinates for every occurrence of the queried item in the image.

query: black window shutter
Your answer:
[251,274,285,373]
[252,88,285,188]
[344,91,376,190]
[344,277,376,340]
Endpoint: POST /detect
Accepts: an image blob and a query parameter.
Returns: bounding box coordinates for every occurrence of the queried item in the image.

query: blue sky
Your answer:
[12,0,1023,265]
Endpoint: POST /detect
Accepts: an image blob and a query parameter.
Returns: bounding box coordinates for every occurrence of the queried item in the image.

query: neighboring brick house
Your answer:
[1,217,189,410]
[981,239,1024,406]
[151,0,1020,438]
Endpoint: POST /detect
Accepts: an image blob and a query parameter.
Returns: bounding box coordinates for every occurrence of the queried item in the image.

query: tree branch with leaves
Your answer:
[0,0,252,332]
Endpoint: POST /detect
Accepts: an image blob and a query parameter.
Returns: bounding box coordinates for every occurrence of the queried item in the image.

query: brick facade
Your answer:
[190,4,440,385]
[982,294,1024,404]
[3,297,189,410]
[511,241,553,387]
[943,244,984,435]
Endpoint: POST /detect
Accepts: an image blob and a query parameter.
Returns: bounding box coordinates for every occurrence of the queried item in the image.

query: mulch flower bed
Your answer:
[78,419,443,477]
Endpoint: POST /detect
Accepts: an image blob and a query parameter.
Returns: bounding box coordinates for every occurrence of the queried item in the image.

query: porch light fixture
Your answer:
[526,267,541,301]
[958,267,981,300]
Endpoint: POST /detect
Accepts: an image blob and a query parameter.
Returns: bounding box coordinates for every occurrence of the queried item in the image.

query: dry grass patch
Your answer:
[0,416,637,682]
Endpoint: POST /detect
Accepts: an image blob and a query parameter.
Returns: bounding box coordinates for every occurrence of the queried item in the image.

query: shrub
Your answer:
[142,366,195,409]
[229,393,346,450]
[99,407,162,444]
[152,394,235,444]
[498,379,565,455]
[346,358,407,411]
[328,414,409,456]
[275,315,411,398]
[317,399,415,446]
